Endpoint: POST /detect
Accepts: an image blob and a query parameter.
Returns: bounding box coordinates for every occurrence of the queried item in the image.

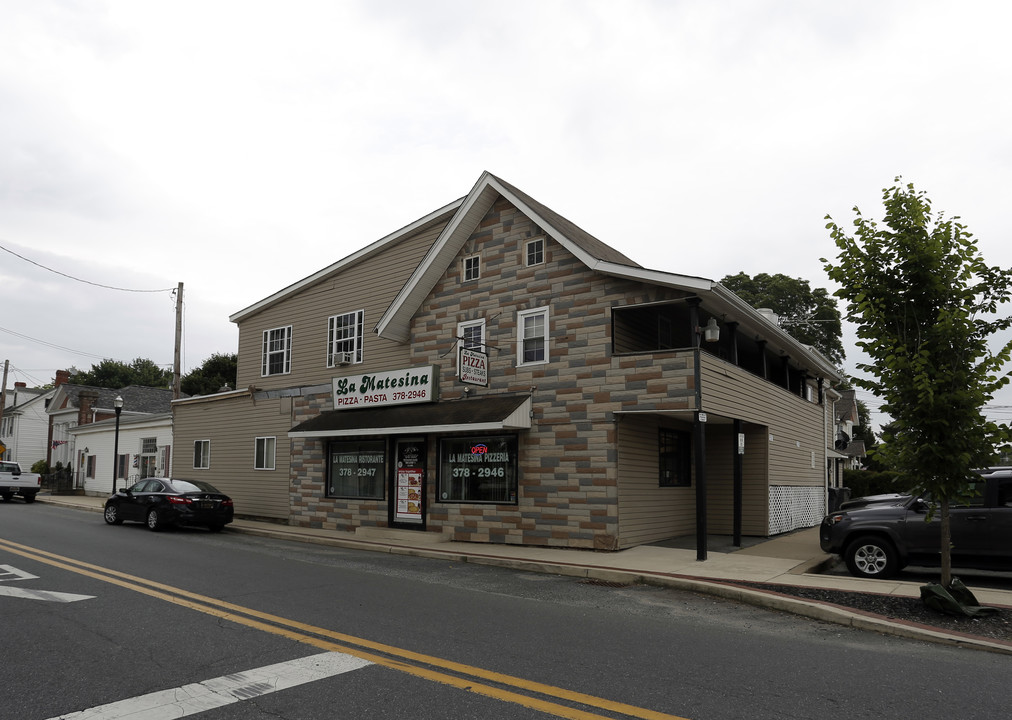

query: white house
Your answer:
[69,412,174,496]
[1,383,56,469]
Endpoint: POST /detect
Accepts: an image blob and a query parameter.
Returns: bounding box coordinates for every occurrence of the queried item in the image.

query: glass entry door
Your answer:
[391,438,426,529]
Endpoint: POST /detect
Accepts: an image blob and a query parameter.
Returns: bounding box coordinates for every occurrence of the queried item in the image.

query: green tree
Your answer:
[823,179,1012,588]
[721,272,845,364]
[70,358,173,389]
[181,353,238,397]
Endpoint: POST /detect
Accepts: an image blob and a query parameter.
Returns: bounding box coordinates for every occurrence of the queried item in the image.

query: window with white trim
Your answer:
[255,436,276,470]
[193,440,210,469]
[457,318,486,376]
[327,310,364,366]
[525,238,544,267]
[462,254,480,282]
[517,307,549,365]
[262,326,292,376]
[458,318,486,352]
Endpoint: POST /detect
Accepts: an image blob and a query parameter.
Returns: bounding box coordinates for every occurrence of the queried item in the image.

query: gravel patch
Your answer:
[740,582,1012,642]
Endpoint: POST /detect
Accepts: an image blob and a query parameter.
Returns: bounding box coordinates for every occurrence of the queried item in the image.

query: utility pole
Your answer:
[0,359,8,426]
[173,282,183,400]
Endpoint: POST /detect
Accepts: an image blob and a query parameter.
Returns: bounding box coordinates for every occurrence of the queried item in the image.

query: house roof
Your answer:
[374,171,842,381]
[844,439,867,458]
[48,384,178,416]
[69,411,173,435]
[1,387,56,417]
[837,389,859,424]
[289,394,532,438]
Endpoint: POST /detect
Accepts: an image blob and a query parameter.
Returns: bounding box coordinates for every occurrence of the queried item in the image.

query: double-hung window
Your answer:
[328,310,364,366]
[517,307,549,365]
[457,318,486,376]
[262,326,292,376]
[255,436,276,470]
[193,440,210,470]
[458,319,486,353]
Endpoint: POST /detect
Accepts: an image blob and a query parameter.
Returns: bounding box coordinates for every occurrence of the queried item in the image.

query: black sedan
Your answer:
[104,478,234,532]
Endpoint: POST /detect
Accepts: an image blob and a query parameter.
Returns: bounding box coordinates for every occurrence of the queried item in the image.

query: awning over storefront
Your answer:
[288,394,532,438]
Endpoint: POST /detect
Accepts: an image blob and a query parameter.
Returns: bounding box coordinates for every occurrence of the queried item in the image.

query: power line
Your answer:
[0,242,176,293]
[0,325,171,368]
[0,324,112,360]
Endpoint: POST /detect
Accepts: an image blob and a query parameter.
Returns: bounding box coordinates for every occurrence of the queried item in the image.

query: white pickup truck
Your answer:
[0,461,42,503]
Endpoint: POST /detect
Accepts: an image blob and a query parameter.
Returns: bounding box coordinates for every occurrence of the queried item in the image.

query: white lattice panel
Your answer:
[768,486,825,535]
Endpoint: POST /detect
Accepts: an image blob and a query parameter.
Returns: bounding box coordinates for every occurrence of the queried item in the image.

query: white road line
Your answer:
[49,651,373,719]
[0,564,39,581]
[0,586,94,602]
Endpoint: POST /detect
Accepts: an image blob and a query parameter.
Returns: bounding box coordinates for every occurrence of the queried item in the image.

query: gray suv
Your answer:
[819,468,1012,578]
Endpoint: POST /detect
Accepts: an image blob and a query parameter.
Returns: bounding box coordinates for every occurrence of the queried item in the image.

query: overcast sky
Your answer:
[2,0,1011,430]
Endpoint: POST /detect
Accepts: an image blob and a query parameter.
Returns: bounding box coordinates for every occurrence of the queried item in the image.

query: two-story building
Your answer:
[172,172,842,550]
[1,382,53,468]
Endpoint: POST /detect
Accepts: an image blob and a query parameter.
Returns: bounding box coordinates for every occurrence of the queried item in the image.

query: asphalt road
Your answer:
[2,502,1010,720]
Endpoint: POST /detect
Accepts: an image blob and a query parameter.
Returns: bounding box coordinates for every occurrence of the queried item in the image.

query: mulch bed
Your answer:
[739,582,1012,643]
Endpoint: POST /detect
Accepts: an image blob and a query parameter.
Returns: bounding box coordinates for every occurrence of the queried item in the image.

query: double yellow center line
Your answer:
[0,537,690,720]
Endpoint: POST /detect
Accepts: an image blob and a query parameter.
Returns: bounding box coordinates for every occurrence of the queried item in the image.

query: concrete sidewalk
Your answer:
[30,493,1012,655]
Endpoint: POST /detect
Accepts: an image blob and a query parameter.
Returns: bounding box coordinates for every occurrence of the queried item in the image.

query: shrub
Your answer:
[843,469,913,498]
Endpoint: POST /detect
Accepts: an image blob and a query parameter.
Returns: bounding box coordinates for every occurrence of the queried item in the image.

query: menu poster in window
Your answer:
[395,468,423,522]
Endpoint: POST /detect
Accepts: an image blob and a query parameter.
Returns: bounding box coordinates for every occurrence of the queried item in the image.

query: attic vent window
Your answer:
[462,255,480,282]
[525,238,544,267]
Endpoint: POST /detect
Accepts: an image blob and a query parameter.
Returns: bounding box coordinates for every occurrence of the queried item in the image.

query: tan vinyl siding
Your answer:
[616,415,695,547]
[703,423,770,535]
[700,353,825,488]
[172,395,292,520]
[235,222,447,390]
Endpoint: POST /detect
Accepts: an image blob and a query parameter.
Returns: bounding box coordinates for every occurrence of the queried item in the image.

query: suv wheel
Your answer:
[845,535,898,578]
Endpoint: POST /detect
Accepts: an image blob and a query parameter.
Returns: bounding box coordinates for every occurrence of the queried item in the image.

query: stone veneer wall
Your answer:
[289,390,390,531]
[408,198,694,550]
[286,197,697,549]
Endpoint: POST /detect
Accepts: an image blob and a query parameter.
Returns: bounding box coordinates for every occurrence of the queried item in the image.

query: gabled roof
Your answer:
[376,171,712,343]
[837,389,859,424]
[374,171,842,381]
[48,384,178,416]
[229,198,464,323]
[1,387,56,417]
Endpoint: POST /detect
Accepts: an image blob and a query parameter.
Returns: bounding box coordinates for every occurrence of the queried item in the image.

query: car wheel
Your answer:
[1,493,12,502]
[103,503,124,525]
[207,523,224,533]
[22,492,36,504]
[146,508,163,531]
[844,535,898,578]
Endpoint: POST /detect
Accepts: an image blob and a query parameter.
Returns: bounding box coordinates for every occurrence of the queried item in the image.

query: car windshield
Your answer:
[168,479,222,494]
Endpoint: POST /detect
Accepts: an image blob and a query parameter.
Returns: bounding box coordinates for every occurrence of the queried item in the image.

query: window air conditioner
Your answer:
[337,352,354,366]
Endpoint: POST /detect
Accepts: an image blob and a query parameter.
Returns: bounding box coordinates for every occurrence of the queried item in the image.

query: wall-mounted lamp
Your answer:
[697,317,720,343]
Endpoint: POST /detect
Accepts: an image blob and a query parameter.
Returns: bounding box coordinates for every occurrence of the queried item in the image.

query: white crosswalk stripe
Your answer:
[49,651,373,719]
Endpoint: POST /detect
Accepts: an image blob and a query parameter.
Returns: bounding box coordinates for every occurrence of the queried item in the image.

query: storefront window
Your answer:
[438,435,518,504]
[328,440,385,499]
